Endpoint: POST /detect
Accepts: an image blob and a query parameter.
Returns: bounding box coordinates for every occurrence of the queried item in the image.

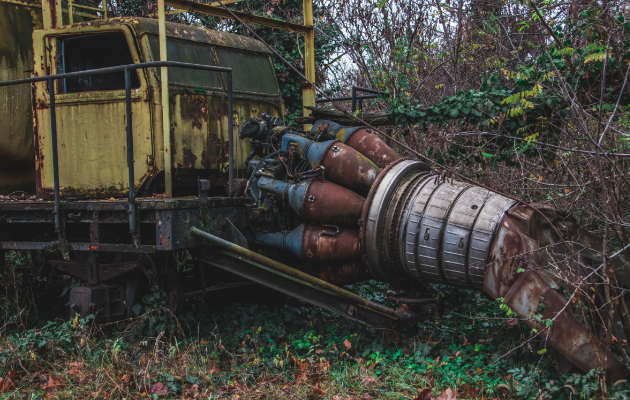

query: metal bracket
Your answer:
[87,259,98,285]
[198,179,211,203]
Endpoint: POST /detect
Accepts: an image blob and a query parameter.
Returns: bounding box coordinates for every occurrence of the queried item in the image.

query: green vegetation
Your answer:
[0,267,628,399]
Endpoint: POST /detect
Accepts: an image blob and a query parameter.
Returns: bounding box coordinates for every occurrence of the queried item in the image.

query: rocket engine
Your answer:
[239,116,630,379]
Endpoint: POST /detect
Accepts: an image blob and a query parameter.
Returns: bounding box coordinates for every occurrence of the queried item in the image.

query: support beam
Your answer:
[166,0,244,14]
[42,0,63,29]
[158,0,173,197]
[302,0,315,130]
[163,0,312,34]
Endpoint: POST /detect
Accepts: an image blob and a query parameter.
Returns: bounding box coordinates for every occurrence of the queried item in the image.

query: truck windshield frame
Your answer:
[59,32,141,94]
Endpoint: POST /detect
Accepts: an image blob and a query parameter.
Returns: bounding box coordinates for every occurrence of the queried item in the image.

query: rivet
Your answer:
[471,205,478,210]
[424,228,430,241]
[331,145,340,153]
[308,195,316,202]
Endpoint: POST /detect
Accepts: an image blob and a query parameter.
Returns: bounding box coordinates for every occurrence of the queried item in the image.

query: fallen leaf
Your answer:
[506,318,519,326]
[200,340,211,345]
[42,375,61,394]
[416,388,432,400]
[295,372,308,384]
[361,394,373,400]
[332,396,341,400]
[67,362,84,375]
[435,388,457,400]
[316,360,330,373]
[311,382,327,396]
[455,351,461,358]
[0,378,12,392]
[343,339,352,350]
[462,384,480,398]
[362,376,375,389]
[462,337,468,346]
[152,382,168,396]
[207,365,218,375]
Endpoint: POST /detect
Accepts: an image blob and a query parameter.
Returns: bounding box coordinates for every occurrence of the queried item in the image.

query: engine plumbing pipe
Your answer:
[257,177,365,225]
[255,223,360,262]
[281,134,380,195]
[311,120,402,168]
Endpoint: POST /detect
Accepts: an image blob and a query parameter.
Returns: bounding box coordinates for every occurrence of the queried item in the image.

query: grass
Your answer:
[0,270,628,399]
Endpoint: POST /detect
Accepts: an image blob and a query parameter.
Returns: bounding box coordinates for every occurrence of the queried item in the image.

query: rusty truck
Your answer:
[1,0,629,379]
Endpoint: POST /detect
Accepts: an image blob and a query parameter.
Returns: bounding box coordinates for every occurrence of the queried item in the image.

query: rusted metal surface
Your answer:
[25,17,282,199]
[255,224,360,262]
[504,270,629,380]
[302,224,360,262]
[0,1,42,194]
[301,179,365,226]
[343,128,402,168]
[320,142,380,196]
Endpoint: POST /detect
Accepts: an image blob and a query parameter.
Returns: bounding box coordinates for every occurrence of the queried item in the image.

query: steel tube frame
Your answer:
[124,68,137,238]
[47,78,61,233]
[316,86,389,112]
[0,61,233,246]
[190,227,397,316]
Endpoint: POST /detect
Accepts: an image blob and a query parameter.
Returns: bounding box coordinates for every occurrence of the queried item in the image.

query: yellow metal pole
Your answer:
[102,0,107,18]
[68,0,73,24]
[302,0,315,130]
[158,0,173,197]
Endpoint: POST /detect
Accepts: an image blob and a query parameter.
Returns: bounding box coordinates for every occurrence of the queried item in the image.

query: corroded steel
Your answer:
[0,1,42,194]
[504,270,629,380]
[281,134,380,195]
[29,17,282,199]
[300,179,365,225]
[320,142,380,196]
[302,224,360,262]
[255,223,360,262]
[343,128,401,168]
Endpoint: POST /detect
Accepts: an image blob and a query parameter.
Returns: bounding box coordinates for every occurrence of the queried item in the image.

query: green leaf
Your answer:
[537,348,547,355]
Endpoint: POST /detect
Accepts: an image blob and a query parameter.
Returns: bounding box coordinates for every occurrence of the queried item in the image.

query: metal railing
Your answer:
[316,86,389,112]
[0,61,234,245]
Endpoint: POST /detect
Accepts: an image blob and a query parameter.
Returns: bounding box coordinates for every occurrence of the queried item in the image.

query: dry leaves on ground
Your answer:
[151,382,168,396]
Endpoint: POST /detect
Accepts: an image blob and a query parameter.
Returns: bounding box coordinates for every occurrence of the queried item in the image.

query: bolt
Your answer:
[306,251,314,258]
[308,195,316,202]
[331,145,340,153]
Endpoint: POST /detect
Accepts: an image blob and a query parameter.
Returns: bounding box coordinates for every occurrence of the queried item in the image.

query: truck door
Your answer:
[33,28,153,199]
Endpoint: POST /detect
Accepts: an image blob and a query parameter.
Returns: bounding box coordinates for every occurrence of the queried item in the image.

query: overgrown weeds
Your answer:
[0,271,628,399]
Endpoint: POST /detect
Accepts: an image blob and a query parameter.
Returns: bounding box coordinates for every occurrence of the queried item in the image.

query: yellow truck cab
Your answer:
[1,5,283,198]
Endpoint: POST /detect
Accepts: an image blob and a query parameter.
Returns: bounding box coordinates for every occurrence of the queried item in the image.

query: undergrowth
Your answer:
[0,269,628,399]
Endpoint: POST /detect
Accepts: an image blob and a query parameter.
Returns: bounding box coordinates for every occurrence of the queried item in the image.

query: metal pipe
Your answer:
[158,0,172,197]
[48,78,60,233]
[353,86,388,96]
[315,94,382,103]
[302,0,315,130]
[68,0,73,24]
[124,68,136,234]
[0,61,233,87]
[190,227,396,316]
[227,71,234,196]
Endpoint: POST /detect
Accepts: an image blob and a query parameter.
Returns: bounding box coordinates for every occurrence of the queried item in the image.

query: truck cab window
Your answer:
[60,32,140,93]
